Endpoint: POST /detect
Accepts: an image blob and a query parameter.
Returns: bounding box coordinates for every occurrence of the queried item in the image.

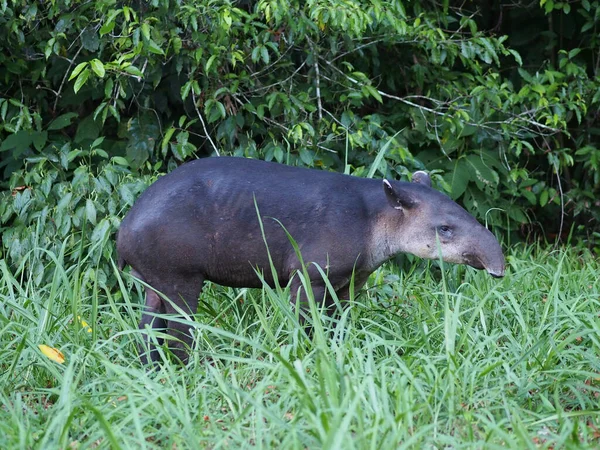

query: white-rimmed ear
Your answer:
[411,170,431,187]
[383,179,417,210]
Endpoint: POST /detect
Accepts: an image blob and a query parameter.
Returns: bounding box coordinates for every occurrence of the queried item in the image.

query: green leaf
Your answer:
[90,59,106,78]
[172,36,182,54]
[99,20,115,36]
[32,131,47,151]
[45,37,56,60]
[465,155,499,189]
[205,55,218,73]
[104,78,114,97]
[508,49,522,66]
[126,114,160,169]
[57,192,73,211]
[299,148,314,165]
[363,85,383,103]
[91,218,110,245]
[69,62,89,81]
[94,148,108,158]
[91,137,105,148]
[108,105,120,122]
[0,131,33,152]
[251,46,261,63]
[479,38,499,65]
[260,46,269,64]
[75,115,101,144]
[141,22,151,41]
[205,99,226,123]
[48,113,79,131]
[443,159,471,199]
[81,28,100,52]
[521,189,536,205]
[531,84,546,95]
[181,81,192,100]
[540,189,549,207]
[146,39,165,55]
[73,68,90,93]
[86,198,97,225]
[517,68,533,83]
[123,65,144,78]
[112,156,129,166]
[67,149,82,163]
[161,127,176,157]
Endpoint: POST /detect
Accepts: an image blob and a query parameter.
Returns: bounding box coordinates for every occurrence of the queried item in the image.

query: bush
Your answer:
[1,145,155,289]
[1,0,599,273]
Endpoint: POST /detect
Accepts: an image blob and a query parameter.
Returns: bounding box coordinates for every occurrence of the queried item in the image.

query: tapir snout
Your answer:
[461,238,505,277]
[117,157,505,363]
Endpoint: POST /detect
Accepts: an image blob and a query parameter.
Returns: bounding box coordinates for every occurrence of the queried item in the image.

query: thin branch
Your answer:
[245,44,294,80]
[53,44,84,113]
[330,38,387,63]
[243,61,307,96]
[231,94,337,154]
[307,39,323,121]
[488,105,562,135]
[321,55,563,137]
[192,89,219,156]
[554,160,565,246]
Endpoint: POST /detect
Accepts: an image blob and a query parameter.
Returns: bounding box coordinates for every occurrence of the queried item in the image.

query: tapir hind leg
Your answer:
[139,287,167,365]
[155,274,204,364]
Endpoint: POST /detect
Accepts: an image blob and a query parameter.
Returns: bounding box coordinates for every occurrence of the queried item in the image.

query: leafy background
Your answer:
[1,0,599,290]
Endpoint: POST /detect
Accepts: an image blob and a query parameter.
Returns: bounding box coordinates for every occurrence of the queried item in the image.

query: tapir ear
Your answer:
[383,179,417,210]
[411,170,431,187]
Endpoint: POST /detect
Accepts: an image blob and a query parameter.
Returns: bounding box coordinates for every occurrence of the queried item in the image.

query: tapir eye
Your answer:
[438,225,453,237]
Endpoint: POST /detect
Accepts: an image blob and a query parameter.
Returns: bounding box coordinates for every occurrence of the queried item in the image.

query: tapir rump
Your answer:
[117,156,505,363]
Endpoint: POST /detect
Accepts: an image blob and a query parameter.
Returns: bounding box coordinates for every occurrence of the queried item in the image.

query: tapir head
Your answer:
[383,172,505,278]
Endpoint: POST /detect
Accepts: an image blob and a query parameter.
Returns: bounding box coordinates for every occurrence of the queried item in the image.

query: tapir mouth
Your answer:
[463,253,505,278]
[488,269,505,278]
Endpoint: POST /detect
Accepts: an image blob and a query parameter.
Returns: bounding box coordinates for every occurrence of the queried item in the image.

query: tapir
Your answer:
[117,156,505,363]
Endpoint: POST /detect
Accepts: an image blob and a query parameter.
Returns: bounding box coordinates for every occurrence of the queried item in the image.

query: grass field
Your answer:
[1,243,599,449]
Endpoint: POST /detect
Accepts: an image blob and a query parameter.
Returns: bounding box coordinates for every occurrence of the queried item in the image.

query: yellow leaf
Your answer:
[39,344,65,364]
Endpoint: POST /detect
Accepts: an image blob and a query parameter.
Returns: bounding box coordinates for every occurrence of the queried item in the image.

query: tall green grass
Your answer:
[1,243,599,449]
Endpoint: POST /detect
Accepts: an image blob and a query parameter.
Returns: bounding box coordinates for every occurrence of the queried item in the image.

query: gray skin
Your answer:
[117,157,505,364]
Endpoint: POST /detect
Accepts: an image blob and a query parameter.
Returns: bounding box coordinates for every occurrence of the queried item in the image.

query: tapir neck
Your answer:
[365,207,410,271]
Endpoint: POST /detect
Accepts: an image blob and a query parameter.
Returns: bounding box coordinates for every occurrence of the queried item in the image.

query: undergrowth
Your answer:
[1,244,599,449]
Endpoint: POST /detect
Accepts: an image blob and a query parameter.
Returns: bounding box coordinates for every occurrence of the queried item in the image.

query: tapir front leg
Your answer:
[290,276,331,323]
[334,273,370,307]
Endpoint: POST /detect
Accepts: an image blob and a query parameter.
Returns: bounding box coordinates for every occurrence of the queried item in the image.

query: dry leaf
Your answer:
[39,345,65,364]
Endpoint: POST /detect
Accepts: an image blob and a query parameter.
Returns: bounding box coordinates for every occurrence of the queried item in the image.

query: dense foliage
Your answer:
[1,0,599,281]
